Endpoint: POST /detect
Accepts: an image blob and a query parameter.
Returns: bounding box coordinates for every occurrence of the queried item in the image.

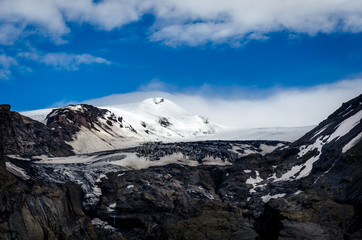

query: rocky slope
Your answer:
[0,104,73,157]
[1,94,361,239]
[0,124,107,240]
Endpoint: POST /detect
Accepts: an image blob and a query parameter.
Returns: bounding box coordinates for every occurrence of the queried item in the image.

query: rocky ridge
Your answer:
[0,119,99,239]
[0,104,73,157]
[0,94,361,239]
[21,98,222,154]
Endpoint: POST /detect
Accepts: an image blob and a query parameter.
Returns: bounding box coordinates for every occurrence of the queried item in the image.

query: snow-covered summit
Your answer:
[21,98,221,154]
[103,97,221,141]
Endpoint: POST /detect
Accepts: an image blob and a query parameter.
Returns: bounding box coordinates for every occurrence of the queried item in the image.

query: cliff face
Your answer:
[0,129,101,239]
[0,104,73,157]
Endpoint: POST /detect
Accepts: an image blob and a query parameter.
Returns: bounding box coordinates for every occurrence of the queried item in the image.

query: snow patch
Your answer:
[327,110,362,143]
[261,193,286,203]
[107,202,117,212]
[259,143,285,154]
[275,136,324,182]
[66,126,141,154]
[311,125,329,140]
[246,171,264,193]
[294,190,303,195]
[342,132,362,153]
[5,162,30,180]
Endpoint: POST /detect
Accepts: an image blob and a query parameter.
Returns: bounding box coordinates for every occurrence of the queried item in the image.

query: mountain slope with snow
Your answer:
[103,97,220,140]
[22,98,221,154]
[2,94,362,239]
[21,97,312,154]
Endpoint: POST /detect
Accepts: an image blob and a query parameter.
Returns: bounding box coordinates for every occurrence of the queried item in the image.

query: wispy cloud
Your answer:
[0,23,24,45]
[84,78,362,128]
[1,0,362,46]
[0,54,18,80]
[138,78,175,92]
[19,52,111,71]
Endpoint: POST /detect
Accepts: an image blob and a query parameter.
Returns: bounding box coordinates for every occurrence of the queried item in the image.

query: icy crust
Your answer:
[23,151,228,208]
[6,140,286,209]
[228,142,285,157]
[34,151,224,169]
[198,126,314,142]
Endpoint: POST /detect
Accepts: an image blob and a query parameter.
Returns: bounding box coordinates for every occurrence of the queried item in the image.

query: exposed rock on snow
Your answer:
[2,94,361,239]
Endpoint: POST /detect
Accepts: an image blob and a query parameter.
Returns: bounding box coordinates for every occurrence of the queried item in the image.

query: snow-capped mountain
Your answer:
[23,97,221,154]
[104,97,219,139]
[21,97,312,154]
[1,94,361,239]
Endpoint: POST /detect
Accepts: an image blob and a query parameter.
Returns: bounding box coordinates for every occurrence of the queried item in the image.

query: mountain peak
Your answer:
[142,97,175,107]
[153,97,165,105]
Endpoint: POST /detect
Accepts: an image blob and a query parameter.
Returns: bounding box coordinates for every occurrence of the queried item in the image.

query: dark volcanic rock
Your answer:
[249,95,362,239]
[263,192,357,240]
[159,117,172,127]
[95,164,259,239]
[0,104,73,157]
[46,104,121,141]
[132,140,285,163]
[1,94,361,240]
[0,131,102,240]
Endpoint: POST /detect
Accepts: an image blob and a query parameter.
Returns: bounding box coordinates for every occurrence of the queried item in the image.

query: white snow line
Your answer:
[275,136,324,182]
[293,190,303,195]
[327,110,362,143]
[5,162,30,180]
[342,132,362,153]
[310,124,329,140]
[261,193,286,203]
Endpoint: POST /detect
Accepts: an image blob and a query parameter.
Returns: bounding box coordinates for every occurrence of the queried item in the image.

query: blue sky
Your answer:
[1,0,362,118]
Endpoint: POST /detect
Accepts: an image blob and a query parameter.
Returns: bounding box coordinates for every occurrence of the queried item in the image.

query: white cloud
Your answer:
[0,0,70,44]
[0,54,18,80]
[42,53,111,70]
[0,0,147,44]
[56,0,147,30]
[19,52,111,71]
[1,0,362,46]
[0,24,24,45]
[149,0,362,46]
[83,78,362,128]
[138,78,174,92]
